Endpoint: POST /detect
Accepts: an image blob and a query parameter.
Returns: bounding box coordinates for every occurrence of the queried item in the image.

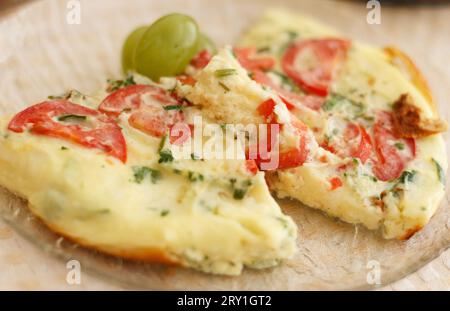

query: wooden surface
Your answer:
[0,0,449,290]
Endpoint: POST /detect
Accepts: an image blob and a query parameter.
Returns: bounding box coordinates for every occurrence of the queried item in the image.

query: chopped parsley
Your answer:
[432,158,445,185]
[187,171,204,182]
[215,68,237,78]
[218,81,230,92]
[394,142,405,150]
[132,166,161,184]
[322,93,365,115]
[257,46,271,53]
[60,146,69,151]
[57,114,87,122]
[233,189,247,200]
[322,94,343,111]
[399,170,417,184]
[268,70,297,91]
[164,105,183,111]
[191,153,199,161]
[158,149,174,163]
[160,210,170,217]
[106,76,136,92]
[48,93,70,100]
[286,30,298,40]
[231,179,253,200]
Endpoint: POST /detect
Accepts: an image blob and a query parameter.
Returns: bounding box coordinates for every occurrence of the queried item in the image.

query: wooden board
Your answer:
[0,0,449,290]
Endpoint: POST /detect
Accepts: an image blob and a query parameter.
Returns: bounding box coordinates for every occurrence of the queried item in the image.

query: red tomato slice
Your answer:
[257,98,278,124]
[345,123,373,164]
[372,111,416,181]
[99,85,184,138]
[190,50,212,69]
[255,99,311,170]
[234,47,275,72]
[278,118,310,169]
[329,177,343,190]
[282,39,350,96]
[320,123,372,164]
[8,100,127,162]
[252,70,325,111]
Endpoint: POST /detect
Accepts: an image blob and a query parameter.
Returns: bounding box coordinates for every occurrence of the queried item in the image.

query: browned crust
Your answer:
[399,225,423,240]
[384,46,437,114]
[392,93,447,139]
[29,205,182,266]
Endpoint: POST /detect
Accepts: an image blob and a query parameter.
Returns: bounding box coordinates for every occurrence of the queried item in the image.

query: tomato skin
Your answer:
[99,85,162,117]
[190,50,212,69]
[257,98,278,124]
[372,111,416,181]
[234,47,275,72]
[99,84,184,139]
[329,177,343,190]
[8,100,127,163]
[345,123,373,164]
[245,160,259,176]
[252,70,325,111]
[169,123,194,146]
[176,75,197,86]
[281,39,350,96]
[254,98,311,170]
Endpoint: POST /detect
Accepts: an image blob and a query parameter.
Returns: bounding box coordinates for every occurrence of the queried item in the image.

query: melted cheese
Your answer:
[191,10,447,239]
[0,89,297,275]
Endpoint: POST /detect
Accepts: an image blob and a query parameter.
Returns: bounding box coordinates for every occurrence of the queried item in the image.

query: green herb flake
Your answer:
[399,170,417,184]
[233,189,247,200]
[107,76,136,92]
[218,81,230,92]
[187,171,204,182]
[160,210,170,217]
[432,158,445,185]
[164,105,183,111]
[286,30,298,40]
[158,149,174,164]
[322,95,342,111]
[57,114,87,122]
[257,46,271,53]
[173,169,182,175]
[61,146,69,151]
[215,68,237,78]
[230,179,253,200]
[132,166,161,184]
[394,142,405,150]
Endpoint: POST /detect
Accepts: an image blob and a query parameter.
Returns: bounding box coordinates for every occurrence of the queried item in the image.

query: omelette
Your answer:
[0,9,447,278]
[183,10,447,240]
[0,77,297,276]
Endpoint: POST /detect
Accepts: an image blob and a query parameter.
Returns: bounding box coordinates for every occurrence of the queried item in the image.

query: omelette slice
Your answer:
[183,9,447,239]
[0,78,297,276]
